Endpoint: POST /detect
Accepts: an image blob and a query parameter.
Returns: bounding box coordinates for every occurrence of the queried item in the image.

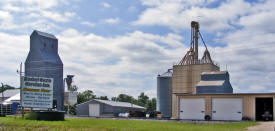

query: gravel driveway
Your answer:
[247,121,275,131]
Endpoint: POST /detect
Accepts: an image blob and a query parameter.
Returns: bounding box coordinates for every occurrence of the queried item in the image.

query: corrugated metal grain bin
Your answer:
[157,69,172,118]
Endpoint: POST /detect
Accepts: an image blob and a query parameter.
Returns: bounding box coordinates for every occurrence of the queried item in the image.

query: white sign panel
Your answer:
[65,92,77,105]
[22,76,53,108]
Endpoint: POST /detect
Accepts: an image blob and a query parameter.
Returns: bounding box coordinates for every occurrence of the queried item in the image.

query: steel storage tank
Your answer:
[157,69,172,118]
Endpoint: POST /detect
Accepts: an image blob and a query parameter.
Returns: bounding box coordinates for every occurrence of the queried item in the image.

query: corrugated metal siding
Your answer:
[157,76,172,117]
[25,31,64,111]
[172,64,219,94]
[102,104,114,113]
[76,102,89,116]
[76,100,145,117]
[76,101,101,116]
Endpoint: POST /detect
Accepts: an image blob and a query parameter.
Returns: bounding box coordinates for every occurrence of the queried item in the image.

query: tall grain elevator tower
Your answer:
[25,30,64,111]
[171,21,220,118]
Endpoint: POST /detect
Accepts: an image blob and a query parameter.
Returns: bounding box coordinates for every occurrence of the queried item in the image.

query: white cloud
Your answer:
[134,0,251,31]
[20,0,58,9]
[102,2,111,8]
[57,29,186,98]
[248,85,266,93]
[0,32,28,86]
[41,11,75,23]
[81,21,95,27]
[0,0,78,32]
[0,11,18,30]
[104,18,120,24]
[2,4,22,12]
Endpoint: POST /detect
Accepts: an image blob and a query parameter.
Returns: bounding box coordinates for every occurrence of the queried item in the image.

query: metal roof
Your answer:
[77,99,145,109]
[33,30,57,39]
[95,99,145,109]
[197,80,224,86]
[2,89,20,97]
[159,69,173,77]
[201,71,227,75]
[4,92,20,102]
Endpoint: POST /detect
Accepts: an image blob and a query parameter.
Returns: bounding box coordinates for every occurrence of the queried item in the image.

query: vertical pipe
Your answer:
[194,22,199,62]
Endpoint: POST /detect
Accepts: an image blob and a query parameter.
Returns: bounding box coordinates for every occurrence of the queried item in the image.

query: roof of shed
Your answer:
[4,92,20,102]
[96,99,145,109]
[77,99,145,109]
[197,80,224,86]
[2,89,20,97]
[32,30,57,39]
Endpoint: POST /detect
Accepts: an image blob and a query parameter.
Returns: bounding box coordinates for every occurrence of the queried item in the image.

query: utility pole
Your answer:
[19,62,24,118]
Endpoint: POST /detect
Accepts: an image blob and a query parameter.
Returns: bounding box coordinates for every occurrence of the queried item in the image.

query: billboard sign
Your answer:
[22,76,53,108]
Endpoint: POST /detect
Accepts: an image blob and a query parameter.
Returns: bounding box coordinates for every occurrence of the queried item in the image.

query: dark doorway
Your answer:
[256,98,273,121]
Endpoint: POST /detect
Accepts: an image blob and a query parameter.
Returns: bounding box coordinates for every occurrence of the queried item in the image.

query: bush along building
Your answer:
[157,21,275,121]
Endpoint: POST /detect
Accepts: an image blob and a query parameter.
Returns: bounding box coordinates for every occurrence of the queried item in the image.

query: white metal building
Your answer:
[76,99,145,117]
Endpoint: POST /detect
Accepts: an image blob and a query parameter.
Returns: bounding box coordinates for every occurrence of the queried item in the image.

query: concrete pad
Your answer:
[247,122,275,131]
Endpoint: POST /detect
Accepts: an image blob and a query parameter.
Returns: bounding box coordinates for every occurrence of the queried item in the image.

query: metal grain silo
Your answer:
[25,30,64,111]
[157,69,172,118]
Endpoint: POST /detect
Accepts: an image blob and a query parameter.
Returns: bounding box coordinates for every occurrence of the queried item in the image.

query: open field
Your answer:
[0,117,258,131]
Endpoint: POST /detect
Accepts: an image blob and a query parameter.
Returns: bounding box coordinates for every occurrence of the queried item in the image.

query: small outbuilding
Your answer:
[76,99,145,117]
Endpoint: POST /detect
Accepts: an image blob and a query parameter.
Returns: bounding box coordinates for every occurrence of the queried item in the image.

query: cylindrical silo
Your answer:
[157,69,172,118]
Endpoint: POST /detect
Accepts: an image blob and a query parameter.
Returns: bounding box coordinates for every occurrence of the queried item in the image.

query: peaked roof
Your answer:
[32,30,57,39]
[4,92,20,102]
[159,69,173,77]
[2,89,20,97]
[77,99,145,109]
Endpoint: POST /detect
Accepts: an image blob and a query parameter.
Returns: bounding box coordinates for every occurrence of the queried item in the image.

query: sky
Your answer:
[0,0,275,99]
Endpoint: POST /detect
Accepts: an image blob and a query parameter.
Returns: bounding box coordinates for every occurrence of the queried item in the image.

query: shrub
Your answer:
[24,112,37,120]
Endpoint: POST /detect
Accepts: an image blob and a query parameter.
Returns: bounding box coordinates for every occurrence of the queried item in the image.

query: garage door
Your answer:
[89,104,100,117]
[179,98,205,120]
[212,98,242,121]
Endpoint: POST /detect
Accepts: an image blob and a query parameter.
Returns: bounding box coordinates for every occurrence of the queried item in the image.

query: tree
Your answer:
[70,85,78,92]
[0,83,16,93]
[77,90,96,104]
[137,92,149,106]
[116,94,135,103]
[146,98,156,113]
[98,96,108,100]
[111,97,117,101]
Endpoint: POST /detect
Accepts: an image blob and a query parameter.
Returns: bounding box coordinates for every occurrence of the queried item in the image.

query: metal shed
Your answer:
[76,99,145,117]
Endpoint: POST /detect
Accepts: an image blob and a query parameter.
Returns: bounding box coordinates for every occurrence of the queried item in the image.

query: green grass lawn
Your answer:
[0,117,257,131]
